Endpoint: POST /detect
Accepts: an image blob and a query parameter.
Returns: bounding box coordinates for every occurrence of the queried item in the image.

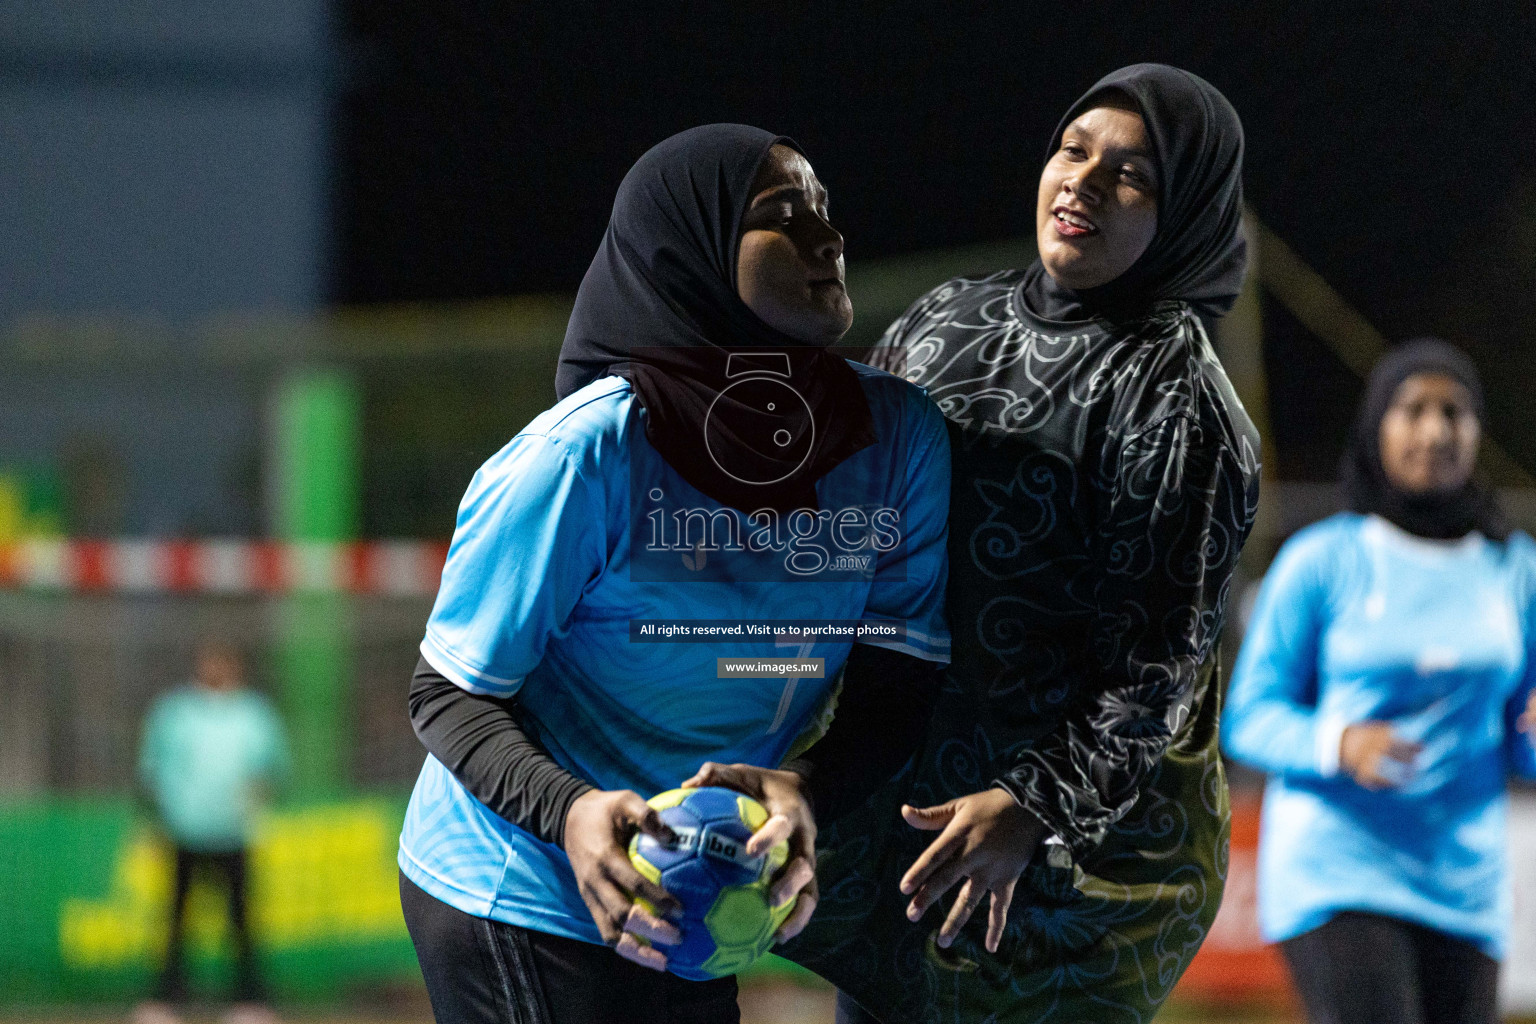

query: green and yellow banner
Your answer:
[0,797,419,1002]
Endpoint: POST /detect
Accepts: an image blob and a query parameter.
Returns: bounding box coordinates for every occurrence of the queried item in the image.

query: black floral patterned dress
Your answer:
[781,270,1261,1024]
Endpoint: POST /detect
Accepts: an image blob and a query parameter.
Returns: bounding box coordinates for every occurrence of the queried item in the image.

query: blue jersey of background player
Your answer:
[396,125,951,1024]
[1225,339,1536,1024]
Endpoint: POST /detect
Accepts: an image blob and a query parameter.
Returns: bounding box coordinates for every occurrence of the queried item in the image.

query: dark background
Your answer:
[333,2,1536,484]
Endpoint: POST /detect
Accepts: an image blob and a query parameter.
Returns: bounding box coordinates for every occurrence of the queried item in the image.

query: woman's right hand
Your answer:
[1339,721,1422,789]
[680,762,819,944]
[563,789,684,970]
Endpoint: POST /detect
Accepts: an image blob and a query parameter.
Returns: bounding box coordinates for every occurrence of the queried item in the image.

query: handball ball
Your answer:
[628,786,794,980]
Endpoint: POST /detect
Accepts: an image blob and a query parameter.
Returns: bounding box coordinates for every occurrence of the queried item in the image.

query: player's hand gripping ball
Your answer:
[627,786,795,979]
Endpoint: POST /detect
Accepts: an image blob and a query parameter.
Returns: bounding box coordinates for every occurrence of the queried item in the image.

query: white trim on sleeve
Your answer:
[854,636,951,665]
[900,627,950,648]
[420,635,525,697]
[1316,712,1349,777]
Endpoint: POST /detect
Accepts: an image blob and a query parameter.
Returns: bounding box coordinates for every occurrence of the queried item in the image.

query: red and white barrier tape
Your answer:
[0,540,449,596]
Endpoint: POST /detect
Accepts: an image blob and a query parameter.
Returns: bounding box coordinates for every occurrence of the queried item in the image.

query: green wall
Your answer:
[0,796,418,1003]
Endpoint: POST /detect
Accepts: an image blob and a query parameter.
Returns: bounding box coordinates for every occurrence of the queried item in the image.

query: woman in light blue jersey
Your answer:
[1224,339,1536,1024]
[396,125,951,1024]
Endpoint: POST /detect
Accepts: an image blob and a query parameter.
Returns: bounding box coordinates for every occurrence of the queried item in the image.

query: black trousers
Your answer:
[1281,911,1499,1024]
[400,872,739,1024]
[157,846,263,1003]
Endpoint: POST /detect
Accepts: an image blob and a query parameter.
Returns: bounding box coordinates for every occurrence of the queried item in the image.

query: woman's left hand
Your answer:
[900,787,1050,953]
[680,762,818,943]
[1520,690,1536,734]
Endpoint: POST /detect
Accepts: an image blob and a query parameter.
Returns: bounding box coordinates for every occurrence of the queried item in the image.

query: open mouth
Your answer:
[1052,206,1098,238]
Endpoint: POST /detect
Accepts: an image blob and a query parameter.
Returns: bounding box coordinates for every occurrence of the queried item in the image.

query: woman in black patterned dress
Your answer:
[779,64,1262,1023]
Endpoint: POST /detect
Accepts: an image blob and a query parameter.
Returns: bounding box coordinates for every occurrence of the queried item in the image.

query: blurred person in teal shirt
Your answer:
[1224,340,1536,1024]
[136,641,289,1024]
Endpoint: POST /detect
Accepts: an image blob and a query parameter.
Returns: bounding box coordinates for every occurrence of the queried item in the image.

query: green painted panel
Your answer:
[0,797,418,1004]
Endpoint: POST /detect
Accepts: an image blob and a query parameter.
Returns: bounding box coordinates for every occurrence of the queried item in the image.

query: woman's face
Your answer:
[736,144,852,344]
[1378,372,1480,494]
[1035,101,1159,292]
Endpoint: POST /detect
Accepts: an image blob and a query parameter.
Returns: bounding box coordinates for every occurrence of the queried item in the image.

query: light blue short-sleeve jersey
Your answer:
[400,366,951,941]
[138,686,290,852]
[1224,513,1536,957]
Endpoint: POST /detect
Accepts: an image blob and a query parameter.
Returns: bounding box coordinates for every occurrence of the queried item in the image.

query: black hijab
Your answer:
[1341,337,1508,542]
[555,124,875,515]
[1021,63,1247,323]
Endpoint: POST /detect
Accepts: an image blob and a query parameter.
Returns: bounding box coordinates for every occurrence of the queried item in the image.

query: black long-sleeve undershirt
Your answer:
[408,645,942,848]
[408,656,593,847]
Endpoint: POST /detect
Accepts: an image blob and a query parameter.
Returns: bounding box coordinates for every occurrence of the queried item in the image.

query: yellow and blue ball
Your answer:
[628,785,794,980]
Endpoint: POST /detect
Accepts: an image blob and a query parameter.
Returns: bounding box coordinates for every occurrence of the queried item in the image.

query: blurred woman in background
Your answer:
[1224,338,1536,1024]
